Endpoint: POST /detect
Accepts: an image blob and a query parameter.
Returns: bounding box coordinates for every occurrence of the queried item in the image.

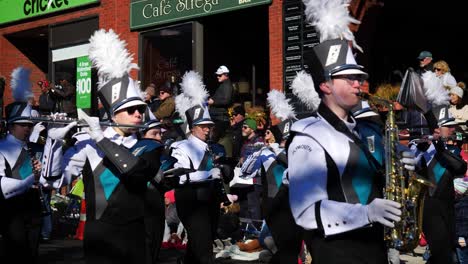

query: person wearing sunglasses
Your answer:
[433,60,458,90]
[207,65,234,144]
[154,81,175,122]
[0,66,48,263]
[40,29,164,264]
[416,50,434,76]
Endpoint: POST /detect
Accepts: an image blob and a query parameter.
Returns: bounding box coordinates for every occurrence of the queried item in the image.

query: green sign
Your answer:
[0,0,100,25]
[130,0,272,30]
[76,56,92,109]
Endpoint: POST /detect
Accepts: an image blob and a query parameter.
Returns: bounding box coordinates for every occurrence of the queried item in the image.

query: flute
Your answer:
[27,116,149,129]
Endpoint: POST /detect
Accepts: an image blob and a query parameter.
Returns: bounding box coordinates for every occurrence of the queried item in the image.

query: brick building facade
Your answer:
[0,0,370,115]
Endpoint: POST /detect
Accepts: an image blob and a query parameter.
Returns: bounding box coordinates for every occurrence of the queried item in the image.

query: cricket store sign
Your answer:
[0,0,100,25]
[130,0,272,30]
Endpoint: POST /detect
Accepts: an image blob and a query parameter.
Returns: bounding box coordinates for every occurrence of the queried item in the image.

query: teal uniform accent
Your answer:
[99,168,120,200]
[18,159,33,180]
[206,156,214,171]
[432,162,446,185]
[272,164,285,188]
[352,150,373,204]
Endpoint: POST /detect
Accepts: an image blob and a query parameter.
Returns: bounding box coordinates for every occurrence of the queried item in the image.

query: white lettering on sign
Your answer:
[176,0,219,13]
[142,0,172,19]
[239,0,251,4]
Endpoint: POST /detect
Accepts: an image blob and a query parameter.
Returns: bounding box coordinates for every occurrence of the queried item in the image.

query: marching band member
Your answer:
[287,1,414,262]
[170,71,222,264]
[41,29,163,264]
[0,66,44,263]
[412,107,467,264]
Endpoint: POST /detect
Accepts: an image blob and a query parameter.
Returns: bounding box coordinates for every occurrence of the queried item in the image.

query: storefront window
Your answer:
[141,23,194,92]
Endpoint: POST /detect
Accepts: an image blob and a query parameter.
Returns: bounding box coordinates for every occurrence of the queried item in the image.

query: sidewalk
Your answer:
[400,246,426,264]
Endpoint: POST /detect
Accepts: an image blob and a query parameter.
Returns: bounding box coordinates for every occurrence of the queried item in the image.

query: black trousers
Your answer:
[266,184,303,264]
[423,197,457,264]
[144,187,166,264]
[175,182,220,264]
[83,219,146,264]
[304,225,388,264]
[0,210,42,264]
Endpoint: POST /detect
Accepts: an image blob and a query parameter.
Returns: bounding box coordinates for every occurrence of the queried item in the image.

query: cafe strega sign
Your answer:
[130,0,272,29]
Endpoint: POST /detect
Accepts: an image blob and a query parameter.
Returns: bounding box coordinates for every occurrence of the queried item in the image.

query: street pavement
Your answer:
[29,238,427,264]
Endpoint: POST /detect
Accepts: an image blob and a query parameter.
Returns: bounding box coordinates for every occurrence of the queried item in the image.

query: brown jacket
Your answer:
[154,96,175,120]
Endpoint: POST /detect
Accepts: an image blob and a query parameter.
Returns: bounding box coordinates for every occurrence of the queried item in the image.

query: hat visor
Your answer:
[193,120,215,126]
[215,70,228,75]
[143,120,162,131]
[114,99,147,113]
[332,68,368,76]
[354,110,379,119]
[439,119,458,127]
[11,119,34,124]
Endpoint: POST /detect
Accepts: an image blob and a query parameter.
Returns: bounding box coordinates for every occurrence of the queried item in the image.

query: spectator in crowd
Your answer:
[37,79,56,115]
[208,65,234,138]
[230,105,246,160]
[449,82,468,124]
[145,83,160,112]
[433,60,457,90]
[416,50,434,75]
[154,81,175,122]
[236,118,264,221]
[50,72,77,117]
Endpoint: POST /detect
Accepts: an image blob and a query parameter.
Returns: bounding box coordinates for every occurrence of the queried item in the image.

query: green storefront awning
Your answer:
[0,0,100,26]
[130,0,272,30]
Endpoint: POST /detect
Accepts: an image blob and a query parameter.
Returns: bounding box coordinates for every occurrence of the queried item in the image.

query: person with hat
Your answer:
[207,65,234,140]
[170,71,224,264]
[41,29,164,263]
[0,66,46,263]
[286,1,421,263]
[449,82,468,124]
[235,118,264,221]
[138,110,170,264]
[417,50,434,75]
[154,81,176,122]
[409,108,467,264]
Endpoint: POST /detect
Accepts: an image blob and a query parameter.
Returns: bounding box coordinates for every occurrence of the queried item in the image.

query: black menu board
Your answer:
[283,0,320,116]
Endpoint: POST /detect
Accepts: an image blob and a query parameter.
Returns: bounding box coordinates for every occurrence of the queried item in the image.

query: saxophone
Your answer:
[359,92,434,252]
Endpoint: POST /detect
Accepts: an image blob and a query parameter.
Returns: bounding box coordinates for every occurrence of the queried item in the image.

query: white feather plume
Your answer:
[303,0,362,52]
[179,71,209,106]
[10,66,32,102]
[422,71,450,106]
[290,71,321,111]
[267,90,296,121]
[175,94,193,122]
[88,29,139,88]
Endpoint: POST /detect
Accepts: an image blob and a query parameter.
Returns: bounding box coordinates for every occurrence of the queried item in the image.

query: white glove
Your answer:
[77,109,104,142]
[400,151,417,171]
[48,121,78,140]
[210,168,222,179]
[269,143,283,156]
[29,122,45,143]
[366,198,402,228]
[50,112,68,120]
